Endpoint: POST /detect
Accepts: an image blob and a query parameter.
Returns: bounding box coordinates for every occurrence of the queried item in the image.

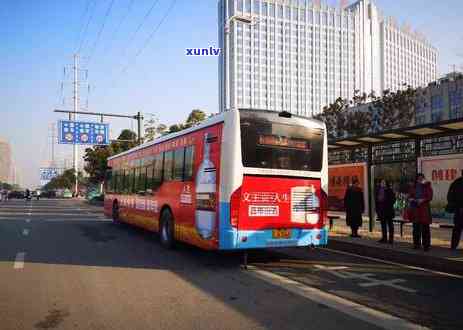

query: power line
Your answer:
[95,0,162,99]
[77,0,97,54]
[75,0,93,51]
[121,0,178,74]
[87,0,116,64]
[118,0,161,61]
[102,0,136,55]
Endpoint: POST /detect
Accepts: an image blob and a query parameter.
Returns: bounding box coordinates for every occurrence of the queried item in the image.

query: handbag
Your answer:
[402,207,413,222]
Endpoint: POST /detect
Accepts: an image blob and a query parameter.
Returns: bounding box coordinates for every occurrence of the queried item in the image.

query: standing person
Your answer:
[376,179,396,244]
[447,173,463,250]
[344,177,365,238]
[408,173,433,251]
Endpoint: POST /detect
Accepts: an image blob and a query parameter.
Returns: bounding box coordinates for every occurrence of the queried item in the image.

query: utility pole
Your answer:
[73,54,79,197]
[50,123,56,167]
[136,111,143,144]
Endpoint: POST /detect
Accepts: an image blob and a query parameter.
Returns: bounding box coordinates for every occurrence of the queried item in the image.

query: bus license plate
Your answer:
[272,229,291,239]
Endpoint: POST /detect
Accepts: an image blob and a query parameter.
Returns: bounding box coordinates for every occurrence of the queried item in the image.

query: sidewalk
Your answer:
[327,215,463,276]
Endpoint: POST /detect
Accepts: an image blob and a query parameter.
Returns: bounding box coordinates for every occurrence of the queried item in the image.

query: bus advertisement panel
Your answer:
[328,163,367,212]
[419,155,463,221]
[105,110,328,251]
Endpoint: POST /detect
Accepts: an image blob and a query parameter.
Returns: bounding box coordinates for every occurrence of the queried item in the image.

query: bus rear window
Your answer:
[240,111,324,171]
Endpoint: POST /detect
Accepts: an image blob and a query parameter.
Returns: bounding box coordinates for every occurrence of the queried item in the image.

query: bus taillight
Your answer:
[230,187,241,228]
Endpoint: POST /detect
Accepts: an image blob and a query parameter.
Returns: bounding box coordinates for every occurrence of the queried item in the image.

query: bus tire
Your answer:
[160,209,175,249]
[112,201,121,224]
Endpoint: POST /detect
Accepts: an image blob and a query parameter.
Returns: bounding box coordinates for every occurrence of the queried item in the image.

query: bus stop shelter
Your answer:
[328,118,463,231]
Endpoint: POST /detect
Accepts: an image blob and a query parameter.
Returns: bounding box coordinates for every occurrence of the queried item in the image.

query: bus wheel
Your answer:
[112,201,120,224]
[160,210,175,249]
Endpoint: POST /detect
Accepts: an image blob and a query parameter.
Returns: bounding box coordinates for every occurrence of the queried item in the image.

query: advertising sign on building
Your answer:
[419,155,463,220]
[328,163,368,213]
[58,120,110,145]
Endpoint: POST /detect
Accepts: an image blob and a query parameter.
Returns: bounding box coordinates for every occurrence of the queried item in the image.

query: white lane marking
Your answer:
[22,229,29,236]
[44,218,111,222]
[14,252,26,269]
[0,212,102,216]
[358,278,417,293]
[314,264,417,293]
[247,266,429,330]
[323,248,463,280]
[314,265,349,271]
[26,219,31,223]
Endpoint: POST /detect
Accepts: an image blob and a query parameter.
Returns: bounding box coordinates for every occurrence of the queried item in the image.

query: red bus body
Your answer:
[105,110,328,250]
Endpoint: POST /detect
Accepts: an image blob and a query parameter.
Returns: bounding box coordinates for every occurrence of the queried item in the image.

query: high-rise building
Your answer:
[0,138,12,183]
[218,0,438,117]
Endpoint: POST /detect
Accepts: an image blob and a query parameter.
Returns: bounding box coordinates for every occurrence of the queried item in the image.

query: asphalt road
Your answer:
[0,199,460,330]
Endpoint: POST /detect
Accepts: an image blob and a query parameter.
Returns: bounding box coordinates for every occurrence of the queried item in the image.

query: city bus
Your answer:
[104,109,328,251]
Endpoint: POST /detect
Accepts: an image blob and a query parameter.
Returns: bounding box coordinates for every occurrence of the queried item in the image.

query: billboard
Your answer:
[40,168,59,186]
[328,163,368,213]
[58,120,109,145]
[419,155,463,220]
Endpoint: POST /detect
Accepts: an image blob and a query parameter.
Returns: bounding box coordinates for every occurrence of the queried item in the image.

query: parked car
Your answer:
[41,190,56,199]
[86,189,101,201]
[8,191,25,199]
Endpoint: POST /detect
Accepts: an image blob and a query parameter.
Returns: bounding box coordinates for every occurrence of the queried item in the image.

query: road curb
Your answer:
[327,238,463,276]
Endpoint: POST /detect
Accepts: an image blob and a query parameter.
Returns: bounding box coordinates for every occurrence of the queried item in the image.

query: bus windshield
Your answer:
[240,110,324,171]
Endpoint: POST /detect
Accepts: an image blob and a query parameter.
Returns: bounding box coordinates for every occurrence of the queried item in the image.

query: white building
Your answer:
[218,0,438,117]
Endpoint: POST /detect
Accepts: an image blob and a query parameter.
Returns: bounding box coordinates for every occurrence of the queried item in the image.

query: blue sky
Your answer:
[1,0,462,187]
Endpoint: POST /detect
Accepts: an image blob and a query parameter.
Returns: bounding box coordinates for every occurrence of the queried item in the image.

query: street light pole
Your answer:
[223,15,256,112]
[73,54,79,197]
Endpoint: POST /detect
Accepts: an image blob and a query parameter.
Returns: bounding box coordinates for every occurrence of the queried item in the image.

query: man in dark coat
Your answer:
[344,177,365,238]
[447,174,463,250]
[376,179,396,244]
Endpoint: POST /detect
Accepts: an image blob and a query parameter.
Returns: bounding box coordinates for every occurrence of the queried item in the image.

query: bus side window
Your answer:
[105,169,113,193]
[163,151,174,182]
[137,167,147,194]
[129,168,136,194]
[120,170,126,194]
[173,148,185,181]
[146,165,154,193]
[153,153,163,189]
[184,146,195,181]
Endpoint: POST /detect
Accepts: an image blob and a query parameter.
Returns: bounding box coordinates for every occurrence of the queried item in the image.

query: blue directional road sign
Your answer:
[40,168,59,181]
[58,120,110,145]
[40,168,59,186]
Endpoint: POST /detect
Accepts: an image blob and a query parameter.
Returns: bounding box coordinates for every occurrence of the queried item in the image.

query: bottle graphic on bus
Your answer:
[195,133,217,239]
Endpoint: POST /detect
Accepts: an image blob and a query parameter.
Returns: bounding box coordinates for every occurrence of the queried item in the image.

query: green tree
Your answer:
[113,129,137,153]
[144,114,158,142]
[168,124,184,133]
[0,182,13,190]
[373,85,417,130]
[84,146,112,186]
[83,130,137,187]
[43,169,84,191]
[184,109,207,128]
[314,97,349,139]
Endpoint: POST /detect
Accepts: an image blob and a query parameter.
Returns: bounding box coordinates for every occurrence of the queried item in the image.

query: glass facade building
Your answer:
[218,0,438,117]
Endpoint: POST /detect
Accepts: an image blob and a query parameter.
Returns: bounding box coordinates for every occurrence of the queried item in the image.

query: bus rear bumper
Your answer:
[219,227,329,250]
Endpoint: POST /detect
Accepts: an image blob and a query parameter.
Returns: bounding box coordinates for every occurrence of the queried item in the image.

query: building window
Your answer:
[450,89,463,119]
[245,0,251,13]
[431,95,443,110]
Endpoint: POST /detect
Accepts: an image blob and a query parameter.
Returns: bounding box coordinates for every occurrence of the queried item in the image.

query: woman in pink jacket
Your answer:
[408,173,433,251]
